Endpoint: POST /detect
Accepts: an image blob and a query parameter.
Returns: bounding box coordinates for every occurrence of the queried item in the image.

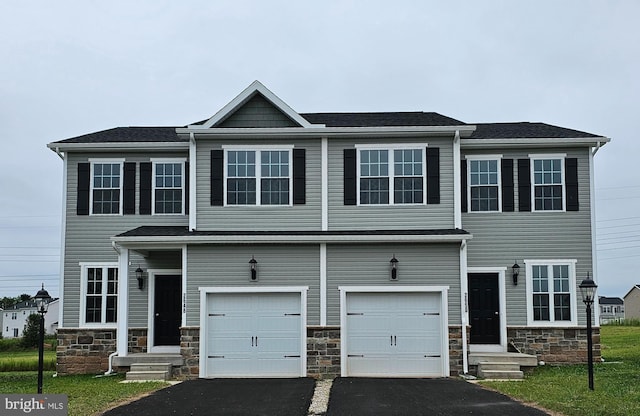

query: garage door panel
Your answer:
[206,292,303,378]
[345,291,445,378]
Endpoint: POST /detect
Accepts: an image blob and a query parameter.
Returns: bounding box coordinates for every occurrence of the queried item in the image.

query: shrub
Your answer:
[20,314,42,349]
[602,318,640,326]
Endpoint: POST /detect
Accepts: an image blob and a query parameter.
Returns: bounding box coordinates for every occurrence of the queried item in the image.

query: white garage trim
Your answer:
[339,285,450,377]
[198,286,308,378]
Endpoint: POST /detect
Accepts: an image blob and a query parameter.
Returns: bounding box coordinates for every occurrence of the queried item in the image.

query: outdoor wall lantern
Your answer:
[33,284,51,394]
[579,273,598,391]
[135,267,145,290]
[512,261,520,286]
[249,256,258,282]
[390,255,399,281]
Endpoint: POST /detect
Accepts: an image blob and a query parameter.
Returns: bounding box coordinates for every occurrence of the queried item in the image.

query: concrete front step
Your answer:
[469,352,538,367]
[113,353,184,367]
[126,370,170,381]
[477,361,524,379]
[126,362,173,381]
[477,369,524,380]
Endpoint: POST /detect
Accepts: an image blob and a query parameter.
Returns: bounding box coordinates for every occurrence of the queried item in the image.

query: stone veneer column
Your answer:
[56,328,116,375]
[307,326,341,379]
[179,327,200,379]
[507,327,601,363]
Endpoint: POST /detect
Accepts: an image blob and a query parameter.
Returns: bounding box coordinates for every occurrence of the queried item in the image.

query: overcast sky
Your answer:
[1,1,638,299]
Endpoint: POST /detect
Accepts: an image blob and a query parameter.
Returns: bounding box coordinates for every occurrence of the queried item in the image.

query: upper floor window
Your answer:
[225,148,292,206]
[357,146,426,205]
[526,260,577,326]
[80,263,118,326]
[468,157,501,212]
[91,160,123,215]
[153,161,184,214]
[531,156,564,211]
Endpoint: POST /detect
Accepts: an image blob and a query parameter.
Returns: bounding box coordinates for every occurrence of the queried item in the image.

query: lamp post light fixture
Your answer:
[511,261,520,285]
[135,267,145,290]
[390,255,399,281]
[34,284,52,394]
[579,273,598,391]
[249,256,258,281]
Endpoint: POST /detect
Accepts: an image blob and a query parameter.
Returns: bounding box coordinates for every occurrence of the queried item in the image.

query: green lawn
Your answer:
[0,372,167,416]
[482,326,640,416]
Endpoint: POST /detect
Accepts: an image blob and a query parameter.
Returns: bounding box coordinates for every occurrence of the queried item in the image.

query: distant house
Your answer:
[1,299,59,338]
[624,285,640,320]
[598,296,624,324]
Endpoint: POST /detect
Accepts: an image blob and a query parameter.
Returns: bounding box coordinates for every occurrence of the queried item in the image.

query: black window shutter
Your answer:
[426,147,440,204]
[461,159,468,212]
[77,162,90,215]
[566,158,579,211]
[344,149,357,205]
[293,148,306,205]
[139,162,152,215]
[211,150,224,206]
[123,162,136,215]
[517,159,531,212]
[185,162,190,213]
[501,159,515,212]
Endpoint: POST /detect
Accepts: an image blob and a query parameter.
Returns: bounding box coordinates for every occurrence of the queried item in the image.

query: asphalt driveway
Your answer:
[326,378,550,416]
[102,378,315,416]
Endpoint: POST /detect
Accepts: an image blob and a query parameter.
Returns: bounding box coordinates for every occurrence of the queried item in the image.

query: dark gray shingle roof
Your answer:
[116,226,470,238]
[300,112,466,127]
[51,116,603,144]
[599,296,624,305]
[469,122,601,139]
[54,127,183,144]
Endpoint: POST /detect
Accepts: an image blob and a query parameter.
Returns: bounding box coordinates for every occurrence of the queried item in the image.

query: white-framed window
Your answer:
[90,159,124,215]
[80,263,118,327]
[526,260,577,326]
[467,156,501,212]
[13,328,18,337]
[224,146,293,206]
[530,154,565,212]
[357,145,426,205]
[11,313,17,320]
[152,159,185,215]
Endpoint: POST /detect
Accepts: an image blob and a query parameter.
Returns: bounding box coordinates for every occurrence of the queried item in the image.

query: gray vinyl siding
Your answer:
[325,243,461,326]
[328,137,455,230]
[186,244,321,326]
[462,147,593,326]
[195,139,322,230]
[217,94,299,128]
[62,153,188,328]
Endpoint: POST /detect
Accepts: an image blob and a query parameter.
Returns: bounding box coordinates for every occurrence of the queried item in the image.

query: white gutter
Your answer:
[453,130,462,229]
[189,133,197,231]
[47,142,189,152]
[461,136,610,149]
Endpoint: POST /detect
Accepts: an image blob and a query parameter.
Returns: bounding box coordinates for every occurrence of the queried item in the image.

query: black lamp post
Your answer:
[579,274,598,391]
[34,284,52,394]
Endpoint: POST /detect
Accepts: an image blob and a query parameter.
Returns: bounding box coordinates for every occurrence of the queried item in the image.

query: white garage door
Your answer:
[345,292,445,377]
[205,292,302,378]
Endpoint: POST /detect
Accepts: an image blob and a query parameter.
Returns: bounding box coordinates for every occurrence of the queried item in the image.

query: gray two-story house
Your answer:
[48,81,608,379]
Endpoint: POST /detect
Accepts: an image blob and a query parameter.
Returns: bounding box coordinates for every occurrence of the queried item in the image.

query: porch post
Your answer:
[117,247,129,357]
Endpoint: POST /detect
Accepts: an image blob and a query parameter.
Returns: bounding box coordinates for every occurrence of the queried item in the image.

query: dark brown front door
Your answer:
[468,273,500,344]
[154,275,181,346]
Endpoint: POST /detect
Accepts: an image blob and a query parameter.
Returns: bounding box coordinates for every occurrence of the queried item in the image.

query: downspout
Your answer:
[453,131,462,229]
[590,140,604,325]
[189,132,197,231]
[104,242,122,374]
[460,240,469,374]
